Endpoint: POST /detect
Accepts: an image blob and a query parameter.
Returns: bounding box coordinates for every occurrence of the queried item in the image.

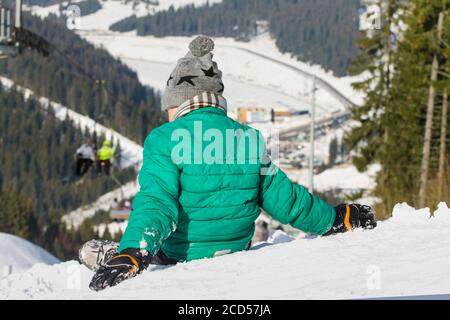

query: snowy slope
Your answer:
[79,32,360,114]
[0,233,60,274]
[1,202,450,299]
[0,77,143,169]
[24,2,61,18]
[26,0,223,29]
[284,164,380,195]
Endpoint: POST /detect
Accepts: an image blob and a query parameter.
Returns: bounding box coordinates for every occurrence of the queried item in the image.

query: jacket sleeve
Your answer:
[258,156,336,235]
[118,129,180,255]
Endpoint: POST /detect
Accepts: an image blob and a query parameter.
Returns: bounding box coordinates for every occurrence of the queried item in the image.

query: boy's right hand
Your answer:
[89,248,151,291]
[324,204,377,236]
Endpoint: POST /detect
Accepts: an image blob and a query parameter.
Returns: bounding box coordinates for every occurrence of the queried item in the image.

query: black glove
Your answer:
[324,204,377,236]
[89,248,151,291]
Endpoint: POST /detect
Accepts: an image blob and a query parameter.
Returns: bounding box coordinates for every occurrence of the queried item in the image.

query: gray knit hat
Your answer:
[161,36,224,111]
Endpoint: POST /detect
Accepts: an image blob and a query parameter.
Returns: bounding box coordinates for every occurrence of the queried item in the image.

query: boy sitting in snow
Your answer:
[80,36,377,291]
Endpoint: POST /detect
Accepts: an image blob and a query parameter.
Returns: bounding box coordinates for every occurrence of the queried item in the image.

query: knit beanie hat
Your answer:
[161,36,224,111]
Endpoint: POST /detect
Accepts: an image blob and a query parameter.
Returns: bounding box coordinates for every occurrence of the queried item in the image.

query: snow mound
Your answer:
[2,203,450,299]
[0,233,60,274]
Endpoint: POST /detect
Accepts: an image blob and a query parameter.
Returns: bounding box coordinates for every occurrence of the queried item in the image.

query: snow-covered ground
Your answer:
[285,164,380,195]
[2,202,450,299]
[0,233,59,274]
[0,77,143,169]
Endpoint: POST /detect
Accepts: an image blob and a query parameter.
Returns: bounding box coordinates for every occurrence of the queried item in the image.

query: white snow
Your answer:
[314,164,380,192]
[75,0,150,31]
[2,202,450,299]
[24,3,61,18]
[285,164,380,194]
[0,233,60,274]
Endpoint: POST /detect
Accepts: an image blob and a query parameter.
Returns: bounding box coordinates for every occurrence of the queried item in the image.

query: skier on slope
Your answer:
[75,138,95,177]
[80,36,377,291]
[97,139,114,175]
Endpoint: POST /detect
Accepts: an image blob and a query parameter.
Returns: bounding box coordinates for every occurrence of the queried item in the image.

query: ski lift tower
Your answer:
[0,0,20,58]
[0,0,49,59]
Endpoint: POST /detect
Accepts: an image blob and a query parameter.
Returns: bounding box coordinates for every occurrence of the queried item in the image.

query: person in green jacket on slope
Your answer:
[81,36,377,291]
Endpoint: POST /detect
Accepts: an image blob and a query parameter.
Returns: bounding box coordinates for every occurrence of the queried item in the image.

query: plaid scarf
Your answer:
[174,92,227,120]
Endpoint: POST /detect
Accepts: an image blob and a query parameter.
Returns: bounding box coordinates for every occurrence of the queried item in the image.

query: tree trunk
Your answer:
[438,89,448,200]
[418,11,444,208]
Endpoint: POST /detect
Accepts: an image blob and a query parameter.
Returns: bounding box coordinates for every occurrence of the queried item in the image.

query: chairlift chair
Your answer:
[0,0,49,59]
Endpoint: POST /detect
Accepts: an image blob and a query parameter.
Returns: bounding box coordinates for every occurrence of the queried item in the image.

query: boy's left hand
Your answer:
[89,248,150,291]
[324,204,377,236]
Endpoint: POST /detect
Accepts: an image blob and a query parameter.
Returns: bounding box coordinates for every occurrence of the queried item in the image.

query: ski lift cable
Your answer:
[15,32,160,163]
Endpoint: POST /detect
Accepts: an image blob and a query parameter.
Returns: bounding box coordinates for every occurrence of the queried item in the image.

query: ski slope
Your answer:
[25,0,223,29]
[285,164,380,194]
[79,31,361,114]
[0,233,60,274]
[1,202,450,299]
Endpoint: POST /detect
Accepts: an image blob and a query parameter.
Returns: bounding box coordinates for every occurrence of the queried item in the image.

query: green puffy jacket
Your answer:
[118,107,336,261]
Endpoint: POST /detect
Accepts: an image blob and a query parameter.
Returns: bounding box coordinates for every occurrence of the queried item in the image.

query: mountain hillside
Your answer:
[0,13,161,144]
[110,0,360,76]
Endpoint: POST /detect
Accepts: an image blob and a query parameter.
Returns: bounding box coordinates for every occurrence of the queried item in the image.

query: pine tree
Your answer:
[348,0,449,216]
[0,187,37,240]
[102,226,113,241]
[347,0,410,215]
[329,137,338,166]
[384,0,448,209]
[347,0,404,173]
